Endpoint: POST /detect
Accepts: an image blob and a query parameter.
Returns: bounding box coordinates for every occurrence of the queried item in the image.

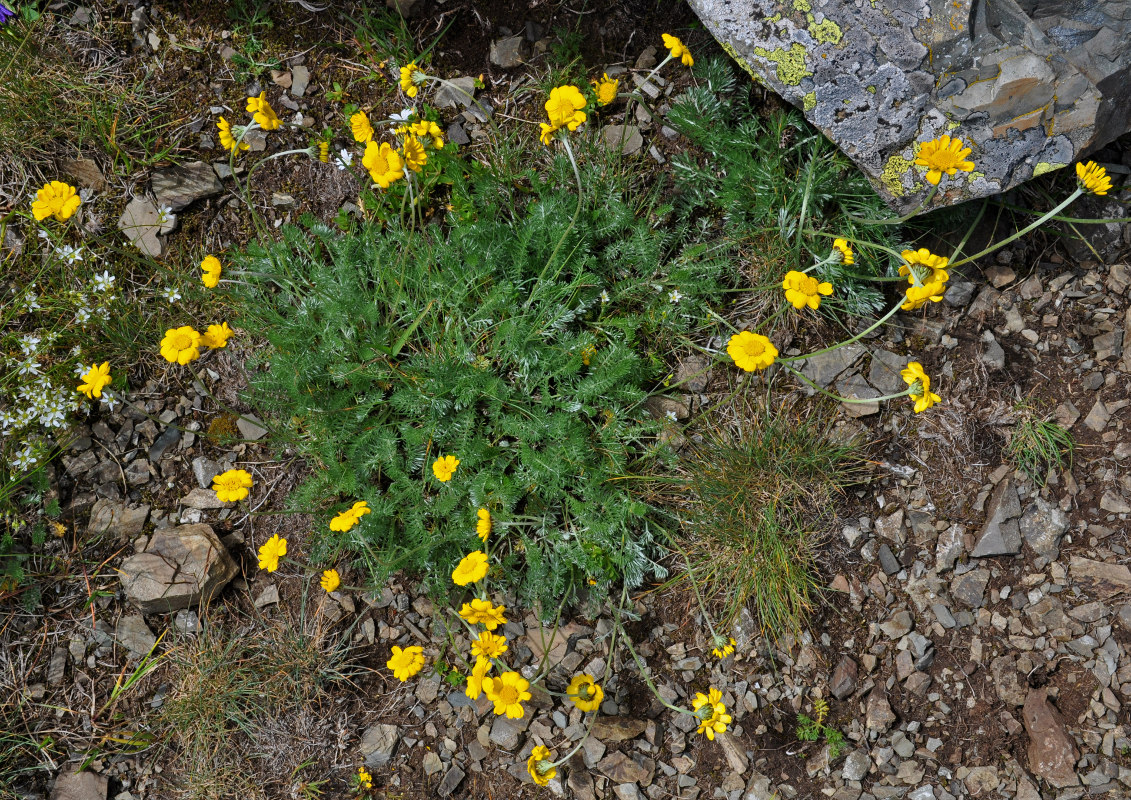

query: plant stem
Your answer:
[782,364,911,405]
[948,189,1082,268]
[779,298,903,363]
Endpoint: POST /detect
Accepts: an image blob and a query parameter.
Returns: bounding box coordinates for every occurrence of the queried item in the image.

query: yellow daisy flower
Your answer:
[566,674,604,712]
[159,326,202,365]
[914,134,974,185]
[256,533,287,572]
[387,645,425,681]
[76,362,112,399]
[214,468,254,503]
[782,270,834,310]
[726,331,777,372]
[362,140,403,189]
[900,361,941,413]
[452,550,488,586]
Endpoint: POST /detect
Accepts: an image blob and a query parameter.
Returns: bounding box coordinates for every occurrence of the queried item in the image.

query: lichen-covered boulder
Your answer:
[688,0,1131,213]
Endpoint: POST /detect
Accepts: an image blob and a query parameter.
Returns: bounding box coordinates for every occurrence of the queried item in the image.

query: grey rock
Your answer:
[115,615,157,656]
[117,198,164,257]
[880,610,913,639]
[971,479,1022,557]
[835,371,881,418]
[290,65,310,97]
[88,500,150,540]
[891,731,914,758]
[1020,497,1070,560]
[119,524,238,614]
[435,77,477,109]
[125,458,152,486]
[935,523,965,572]
[489,35,528,68]
[598,752,654,785]
[47,647,67,686]
[865,688,896,732]
[437,765,465,797]
[979,332,1006,370]
[1100,490,1131,514]
[192,457,221,489]
[151,161,222,212]
[422,751,443,776]
[446,121,470,146]
[173,609,201,634]
[236,414,269,441]
[603,124,644,156]
[877,543,901,575]
[686,0,1131,215]
[592,717,648,742]
[799,344,864,388]
[148,426,181,461]
[51,769,108,800]
[1023,688,1080,788]
[990,655,1028,706]
[963,766,999,796]
[842,750,870,781]
[950,568,990,608]
[612,784,640,800]
[830,655,858,700]
[1069,556,1131,592]
[180,488,230,510]
[1084,399,1111,432]
[932,603,956,628]
[489,716,526,750]
[717,732,749,774]
[867,350,906,394]
[944,281,976,307]
[360,723,399,768]
[567,755,597,800]
[253,584,279,608]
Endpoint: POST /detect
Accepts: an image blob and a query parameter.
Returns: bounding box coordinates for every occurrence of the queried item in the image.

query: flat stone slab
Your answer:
[688,0,1131,213]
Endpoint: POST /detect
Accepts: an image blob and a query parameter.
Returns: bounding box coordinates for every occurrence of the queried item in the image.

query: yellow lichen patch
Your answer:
[866,85,877,94]
[793,0,811,11]
[1031,162,1064,178]
[967,171,986,182]
[803,91,816,111]
[720,41,765,85]
[946,120,961,130]
[806,15,843,45]
[752,43,812,86]
[880,153,914,197]
[765,12,782,22]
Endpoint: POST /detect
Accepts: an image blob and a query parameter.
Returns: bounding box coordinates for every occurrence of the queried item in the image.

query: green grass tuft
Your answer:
[1007,408,1074,486]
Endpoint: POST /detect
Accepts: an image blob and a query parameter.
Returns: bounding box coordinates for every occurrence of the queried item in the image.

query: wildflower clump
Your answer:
[901,362,941,413]
[387,645,425,681]
[330,500,371,532]
[1076,160,1112,196]
[362,141,403,188]
[592,73,618,106]
[201,255,222,288]
[160,326,202,365]
[662,33,694,67]
[898,248,949,311]
[727,331,777,372]
[452,551,488,586]
[214,468,253,503]
[257,533,287,572]
[692,687,732,740]
[217,117,249,153]
[320,568,341,593]
[76,362,112,399]
[914,134,974,185]
[246,91,281,130]
[32,181,81,222]
[782,270,833,310]
[432,454,459,482]
[527,746,557,786]
[539,85,587,145]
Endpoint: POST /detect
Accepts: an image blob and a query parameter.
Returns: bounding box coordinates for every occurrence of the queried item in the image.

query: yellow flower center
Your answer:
[171,331,194,349]
[798,275,819,295]
[495,684,519,704]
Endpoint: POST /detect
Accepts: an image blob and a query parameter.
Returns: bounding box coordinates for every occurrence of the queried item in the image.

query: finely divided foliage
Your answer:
[231,152,728,608]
